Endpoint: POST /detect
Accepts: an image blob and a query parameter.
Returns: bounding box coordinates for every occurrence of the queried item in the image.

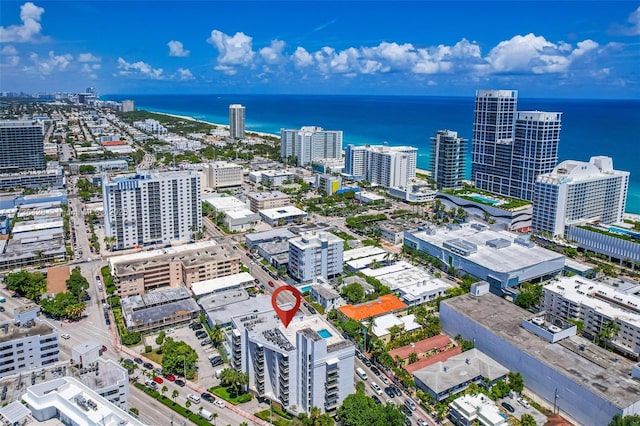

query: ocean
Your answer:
[104,94,640,214]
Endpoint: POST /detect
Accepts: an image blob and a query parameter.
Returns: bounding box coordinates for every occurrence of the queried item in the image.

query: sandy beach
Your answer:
[148,110,280,139]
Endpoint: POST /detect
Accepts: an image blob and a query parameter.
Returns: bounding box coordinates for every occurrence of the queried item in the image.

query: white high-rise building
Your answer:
[231,309,355,416]
[431,129,467,190]
[121,99,135,112]
[344,144,417,188]
[201,161,243,189]
[280,126,343,166]
[532,156,629,237]
[288,231,344,282]
[103,170,202,250]
[229,104,246,139]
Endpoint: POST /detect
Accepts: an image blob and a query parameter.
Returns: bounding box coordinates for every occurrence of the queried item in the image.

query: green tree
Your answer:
[490,380,511,399]
[79,165,96,174]
[66,267,89,301]
[3,270,47,301]
[160,338,198,379]
[508,371,524,394]
[408,352,419,364]
[341,282,364,304]
[597,320,621,349]
[521,413,536,426]
[609,414,640,426]
[171,389,179,403]
[209,324,224,348]
[219,368,249,396]
[337,391,404,426]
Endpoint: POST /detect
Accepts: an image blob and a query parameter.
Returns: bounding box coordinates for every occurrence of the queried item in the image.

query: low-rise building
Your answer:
[413,348,509,402]
[388,183,437,203]
[120,287,200,333]
[224,208,261,232]
[368,313,421,344]
[0,306,58,379]
[338,294,408,321]
[245,229,296,249]
[440,292,640,426]
[378,218,427,244]
[449,394,508,426]
[202,195,247,213]
[248,191,291,213]
[69,159,129,174]
[109,241,240,296]
[404,222,564,296]
[315,174,342,195]
[355,191,385,204]
[310,284,344,311]
[260,205,308,227]
[22,377,145,426]
[191,272,255,297]
[260,170,294,187]
[258,241,290,266]
[201,161,243,189]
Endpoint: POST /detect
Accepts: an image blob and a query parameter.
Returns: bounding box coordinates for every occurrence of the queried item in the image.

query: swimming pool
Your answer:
[608,226,640,239]
[470,194,500,205]
[299,285,312,293]
[317,329,332,339]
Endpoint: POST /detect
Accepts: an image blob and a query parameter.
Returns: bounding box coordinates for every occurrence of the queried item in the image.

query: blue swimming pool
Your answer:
[608,226,640,239]
[470,194,500,205]
[317,329,332,339]
[299,285,312,293]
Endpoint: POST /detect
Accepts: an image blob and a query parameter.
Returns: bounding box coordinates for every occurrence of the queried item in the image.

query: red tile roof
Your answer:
[405,347,462,374]
[101,140,126,146]
[338,294,408,321]
[389,335,452,359]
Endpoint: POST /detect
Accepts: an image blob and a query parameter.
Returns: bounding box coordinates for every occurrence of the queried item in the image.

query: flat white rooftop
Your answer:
[343,246,386,262]
[544,276,640,326]
[12,219,63,234]
[191,272,255,296]
[360,260,415,278]
[203,195,246,211]
[410,224,564,273]
[346,253,388,270]
[225,208,258,220]
[371,313,421,338]
[109,240,218,266]
[260,205,307,220]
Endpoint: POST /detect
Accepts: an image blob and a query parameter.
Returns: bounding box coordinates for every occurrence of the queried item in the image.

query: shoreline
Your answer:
[145,109,281,139]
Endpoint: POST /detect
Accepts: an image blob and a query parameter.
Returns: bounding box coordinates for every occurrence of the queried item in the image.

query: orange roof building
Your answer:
[101,140,126,146]
[389,335,453,360]
[338,294,408,321]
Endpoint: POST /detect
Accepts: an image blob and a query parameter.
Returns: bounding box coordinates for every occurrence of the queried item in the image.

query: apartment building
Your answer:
[431,129,467,190]
[344,144,418,188]
[0,120,46,173]
[102,170,202,250]
[201,161,243,189]
[0,306,58,379]
[229,104,246,139]
[247,191,291,213]
[109,241,240,296]
[231,308,355,415]
[280,126,343,166]
[288,231,344,282]
[532,155,629,237]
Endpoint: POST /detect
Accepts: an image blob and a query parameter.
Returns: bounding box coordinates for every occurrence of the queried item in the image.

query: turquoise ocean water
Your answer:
[105,94,640,214]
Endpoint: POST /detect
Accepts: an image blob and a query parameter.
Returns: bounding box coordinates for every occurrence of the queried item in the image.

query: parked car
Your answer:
[384,387,395,399]
[61,333,70,339]
[153,376,163,384]
[201,392,215,403]
[402,405,412,417]
[518,398,531,409]
[502,402,515,413]
[175,379,186,387]
[215,399,225,408]
[268,281,275,287]
[370,382,383,395]
[417,419,429,426]
[144,380,157,388]
[134,358,143,364]
[201,338,212,346]
[187,394,201,404]
[404,398,417,411]
[390,385,402,397]
[372,395,381,404]
[196,331,208,339]
[164,374,176,382]
[143,362,153,370]
[371,366,381,376]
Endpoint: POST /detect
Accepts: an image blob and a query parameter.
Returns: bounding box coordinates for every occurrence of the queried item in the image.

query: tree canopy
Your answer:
[219,368,249,397]
[160,338,198,379]
[337,389,405,426]
[610,414,640,426]
[3,270,46,300]
[341,282,364,304]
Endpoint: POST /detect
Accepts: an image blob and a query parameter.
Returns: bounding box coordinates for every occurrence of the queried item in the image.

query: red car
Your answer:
[164,374,176,382]
[153,376,163,384]
[268,281,275,287]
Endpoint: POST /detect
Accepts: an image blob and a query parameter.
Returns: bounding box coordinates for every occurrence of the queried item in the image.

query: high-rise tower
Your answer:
[0,120,45,174]
[229,104,245,139]
[431,129,467,190]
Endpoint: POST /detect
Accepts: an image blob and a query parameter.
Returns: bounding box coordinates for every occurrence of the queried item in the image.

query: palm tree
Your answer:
[171,389,178,404]
[212,413,219,426]
[161,385,167,398]
[408,352,419,364]
[209,324,224,348]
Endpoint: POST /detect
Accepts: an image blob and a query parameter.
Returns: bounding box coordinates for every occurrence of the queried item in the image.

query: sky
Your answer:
[0,1,639,98]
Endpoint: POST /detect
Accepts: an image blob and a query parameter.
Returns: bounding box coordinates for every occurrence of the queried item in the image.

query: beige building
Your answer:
[109,241,241,296]
[247,191,291,213]
[201,161,243,189]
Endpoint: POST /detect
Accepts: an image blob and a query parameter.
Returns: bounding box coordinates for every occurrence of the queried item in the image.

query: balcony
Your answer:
[325,381,338,391]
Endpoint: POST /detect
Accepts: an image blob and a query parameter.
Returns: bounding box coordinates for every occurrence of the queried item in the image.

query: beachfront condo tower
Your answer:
[103,170,202,250]
[280,126,343,166]
[344,144,417,189]
[229,104,246,139]
[430,129,467,190]
[532,156,629,237]
[471,90,562,201]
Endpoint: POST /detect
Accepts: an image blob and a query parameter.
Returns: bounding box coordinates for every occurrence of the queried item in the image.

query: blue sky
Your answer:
[1,1,639,98]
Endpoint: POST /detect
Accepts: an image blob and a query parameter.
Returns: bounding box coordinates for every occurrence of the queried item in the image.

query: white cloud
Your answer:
[168,40,190,57]
[117,57,165,80]
[292,47,313,68]
[77,53,101,63]
[176,68,194,81]
[207,30,255,73]
[259,40,286,64]
[28,50,72,75]
[0,2,45,43]
[1,45,20,67]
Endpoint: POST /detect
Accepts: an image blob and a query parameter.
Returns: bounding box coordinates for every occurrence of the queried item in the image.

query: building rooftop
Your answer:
[202,195,246,211]
[442,292,640,408]
[12,219,63,234]
[245,229,295,243]
[248,191,290,201]
[343,246,386,262]
[225,208,258,220]
[22,377,144,426]
[544,276,640,327]
[311,284,341,300]
[72,359,128,392]
[258,241,290,256]
[120,287,200,328]
[259,205,307,220]
[202,293,272,325]
[409,223,564,273]
[389,335,453,359]
[0,318,56,344]
[369,313,421,338]
[290,231,343,250]
[338,294,408,321]
[413,348,509,395]
[538,156,629,185]
[346,253,390,270]
[191,272,254,297]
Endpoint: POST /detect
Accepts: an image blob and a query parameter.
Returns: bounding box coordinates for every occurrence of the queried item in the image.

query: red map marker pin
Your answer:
[271,285,302,328]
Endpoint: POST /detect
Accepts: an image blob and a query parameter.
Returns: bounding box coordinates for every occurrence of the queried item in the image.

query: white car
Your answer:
[187,394,201,404]
[370,382,383,396]
[215,399,225,408]
[61,333,70,339]
[518,398,531,409]
[380,375,389,385]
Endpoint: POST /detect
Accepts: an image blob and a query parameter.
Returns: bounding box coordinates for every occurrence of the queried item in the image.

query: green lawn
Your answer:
[210,385,252,405]
[255,409,290,426]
